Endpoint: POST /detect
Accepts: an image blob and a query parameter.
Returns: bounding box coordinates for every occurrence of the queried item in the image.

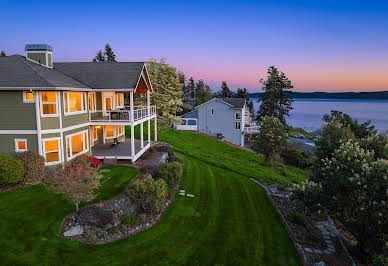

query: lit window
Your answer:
[117,125,124,136]
[235,113,241,120]
[88,92,96,112]
[64,92,86,114]
[15,139,27,152]
[41,92,57,115]
[66,131,88,159]
[93,126,98,141]
[116,93,124,107]
[43,138,61,164]
[235,122,241,130]
[105,125,115,138]
[210,108,214,116]
[23,92,35,103]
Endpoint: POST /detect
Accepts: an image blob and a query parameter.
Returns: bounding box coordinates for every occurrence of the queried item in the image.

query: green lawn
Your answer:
[125,120,155,140]
[0,130,303,265]
[159,129,309,185]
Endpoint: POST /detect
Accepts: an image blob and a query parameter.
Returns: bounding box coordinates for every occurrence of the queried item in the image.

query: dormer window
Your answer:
[25,44,53,69]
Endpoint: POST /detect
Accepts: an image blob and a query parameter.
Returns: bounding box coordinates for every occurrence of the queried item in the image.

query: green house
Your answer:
[0,44,156,166]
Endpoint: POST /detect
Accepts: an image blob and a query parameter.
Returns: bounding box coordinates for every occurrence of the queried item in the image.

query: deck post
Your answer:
[130,91,134,122]
[147,90,150,116]
[140,122,144,148]
[131,124,135,156]
[154,116,157,142]
[148,119,151,142]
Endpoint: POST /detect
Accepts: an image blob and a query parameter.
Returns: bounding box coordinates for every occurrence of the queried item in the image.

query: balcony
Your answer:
[243,122,259,133]
[89,106,156,124]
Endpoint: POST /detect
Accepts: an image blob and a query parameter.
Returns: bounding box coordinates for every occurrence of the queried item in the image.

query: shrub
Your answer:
[281,144,313,169]
[157,161,183,188]
[0,154,24,184]
[15,151,45,184]
[168,154,184,165]
[289,211,305,225]
[72,155,101,169]
[121,214,138,226]
[126,177,167,214]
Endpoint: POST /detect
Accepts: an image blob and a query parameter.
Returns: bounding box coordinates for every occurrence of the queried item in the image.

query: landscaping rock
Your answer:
[269,186,278,194]
[78,206,114,228]
[64,225,84,236]
[186,194,194,198]
[100,169,111,173]
[304,247,312,253]
[313,262,325,266]
[152,143,174,156]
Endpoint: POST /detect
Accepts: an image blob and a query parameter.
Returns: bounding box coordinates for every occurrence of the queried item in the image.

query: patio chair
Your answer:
[111,138,119,146]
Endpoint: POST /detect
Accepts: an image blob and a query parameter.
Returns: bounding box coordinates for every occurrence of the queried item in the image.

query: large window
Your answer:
[89,92,96,112]
[66,130,88,159]
[105,125,115,138]
[235,112,241,120]
[41,92,58,116]
[23,92,35,103]
[116,93,124,108]
[92,126,98,141]
[43,138,61,165]
[14,139,27,152]
[64,92,87,114]
[235,122,241,130]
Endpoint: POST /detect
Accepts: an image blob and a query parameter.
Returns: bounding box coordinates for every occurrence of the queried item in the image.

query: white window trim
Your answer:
[234,121,241,130]
[117,125,124,136]
[66,130,89,160]
[23,92,35,103]
[42,137,62,166]
[235,112,241,120]
[104,125,116,139]
[115,93,124,108]
[64,92,87,116]
[40,92,59,117]
[88,92,97,113]
[14,139,28,152]
[210,108,214,116]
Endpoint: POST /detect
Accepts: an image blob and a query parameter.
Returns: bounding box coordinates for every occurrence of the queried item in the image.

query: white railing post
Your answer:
[140,122,144,148]
[147,90,150,117]
[130,91,134,122]
[154,116,157,142]
[148,119,151,142]
[131,124,135,156]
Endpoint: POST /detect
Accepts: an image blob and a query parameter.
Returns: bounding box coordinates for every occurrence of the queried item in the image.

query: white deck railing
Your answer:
[243,122,260,133]
[89,106,156,123]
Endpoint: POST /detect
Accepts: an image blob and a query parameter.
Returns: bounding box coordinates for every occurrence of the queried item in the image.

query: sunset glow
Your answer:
[1,0,387,92]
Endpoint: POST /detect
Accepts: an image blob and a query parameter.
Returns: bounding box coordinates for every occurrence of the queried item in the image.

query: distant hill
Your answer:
[248,91,388,100]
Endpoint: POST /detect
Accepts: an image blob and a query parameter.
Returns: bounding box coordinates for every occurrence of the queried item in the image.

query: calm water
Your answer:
[251,98,388,133]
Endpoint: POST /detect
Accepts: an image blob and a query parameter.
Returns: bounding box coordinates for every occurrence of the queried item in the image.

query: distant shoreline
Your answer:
[248,91,388,100]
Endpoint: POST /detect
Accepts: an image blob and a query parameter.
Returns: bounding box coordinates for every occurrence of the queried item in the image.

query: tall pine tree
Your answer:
[186,77,195,98]
[236,88,249,100]
[93,50,105,62]
[104,44,116,62]
[257,66,293,124]
[220,81,232,98]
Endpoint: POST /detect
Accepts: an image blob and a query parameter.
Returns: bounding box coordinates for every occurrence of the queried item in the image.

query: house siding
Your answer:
[0,91,36,130]
[0,134,38,156]
[197,100,242,146]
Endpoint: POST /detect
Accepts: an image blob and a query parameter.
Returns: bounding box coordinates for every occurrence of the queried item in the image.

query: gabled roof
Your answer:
[0,55,88,89]
[54,62,145,90]
[221,98,246,108]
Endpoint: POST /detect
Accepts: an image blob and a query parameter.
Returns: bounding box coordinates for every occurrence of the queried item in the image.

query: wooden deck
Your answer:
[91,140,151,161]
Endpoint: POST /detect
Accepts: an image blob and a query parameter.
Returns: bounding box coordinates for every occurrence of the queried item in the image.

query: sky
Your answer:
[1,0,388,92]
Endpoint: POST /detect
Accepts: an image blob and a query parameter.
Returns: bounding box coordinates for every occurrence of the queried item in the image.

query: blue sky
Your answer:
[1,0,387,92]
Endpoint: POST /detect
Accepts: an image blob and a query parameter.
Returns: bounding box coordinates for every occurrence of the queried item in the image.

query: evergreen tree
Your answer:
[0,51,6,57]
[195,82,212,106]
[104,44,116,62]
[247,100,255,118]
[257,66,293,124]
[186,77,195,98]
[220,81,232,98]
[236,88,249,100]
[93,50,105,62]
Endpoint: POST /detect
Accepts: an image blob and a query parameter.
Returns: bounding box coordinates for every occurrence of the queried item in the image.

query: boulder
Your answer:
[64,225,84,236]
[78,206,114,228]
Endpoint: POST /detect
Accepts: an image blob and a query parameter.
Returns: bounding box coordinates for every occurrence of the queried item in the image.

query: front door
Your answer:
[104,96,113,116]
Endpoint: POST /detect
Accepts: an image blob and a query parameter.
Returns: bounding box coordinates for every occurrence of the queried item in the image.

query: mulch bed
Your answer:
[259,182,354,266]
[0,182,35,194]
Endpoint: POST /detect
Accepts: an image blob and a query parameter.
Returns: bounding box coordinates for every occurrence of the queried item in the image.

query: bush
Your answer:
[289,211,305,225]
[168,154,184,165]
[16,151,45,184]
[157,161,183,188]
[281,144,313,169]
[72,155,101,169]
[121,214,138,226]
[126,177,167,214]
[0,154,24,184]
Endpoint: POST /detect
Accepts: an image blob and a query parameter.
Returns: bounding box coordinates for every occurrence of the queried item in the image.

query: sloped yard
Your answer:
[0,130,304,265]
